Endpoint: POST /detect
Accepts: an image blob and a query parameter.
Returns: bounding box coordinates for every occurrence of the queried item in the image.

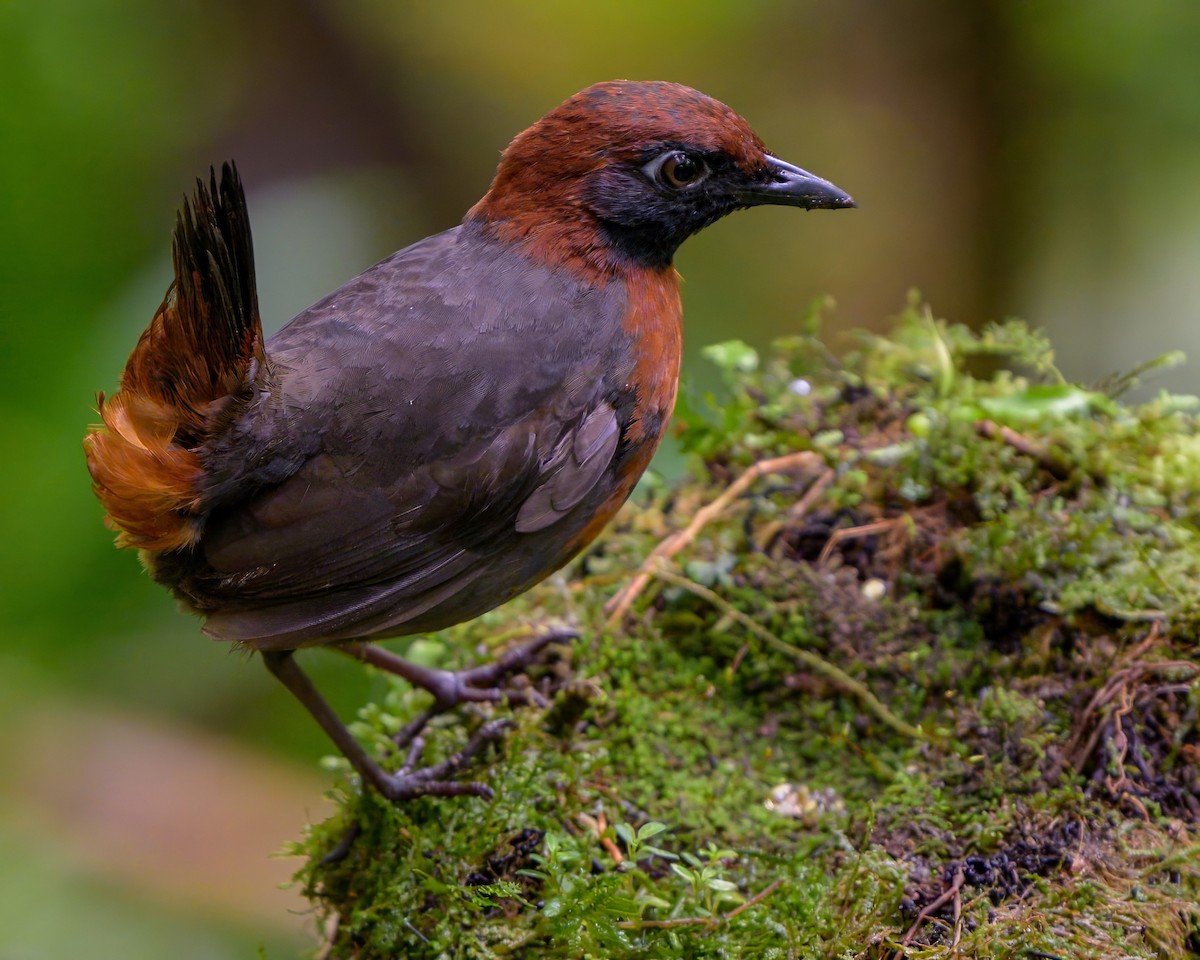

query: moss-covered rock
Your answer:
[291,300,1200,959]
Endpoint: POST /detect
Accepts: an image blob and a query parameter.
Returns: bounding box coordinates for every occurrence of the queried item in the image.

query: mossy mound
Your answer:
[292,300,1200,959]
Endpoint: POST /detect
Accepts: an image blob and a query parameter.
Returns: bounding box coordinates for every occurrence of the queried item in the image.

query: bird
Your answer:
[84,80,854,801]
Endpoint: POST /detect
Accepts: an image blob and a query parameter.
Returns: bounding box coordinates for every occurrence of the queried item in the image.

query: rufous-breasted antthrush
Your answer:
[85,81,854,800]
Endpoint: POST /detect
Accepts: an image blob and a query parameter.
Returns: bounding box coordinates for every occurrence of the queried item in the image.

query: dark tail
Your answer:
[85,163,266,553]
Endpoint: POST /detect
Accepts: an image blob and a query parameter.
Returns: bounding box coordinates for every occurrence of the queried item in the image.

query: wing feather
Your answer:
[178,223,635,649]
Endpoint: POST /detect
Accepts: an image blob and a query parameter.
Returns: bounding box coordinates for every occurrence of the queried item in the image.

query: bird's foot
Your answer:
[319,630,574,808]
[343,629,576,715]
[366,718,512,802]
[431,627,577,710]
[317,717,511,863]
[263,650,508,813]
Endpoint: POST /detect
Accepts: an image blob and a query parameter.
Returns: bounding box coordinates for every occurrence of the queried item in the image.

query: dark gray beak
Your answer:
[736,154,856,210]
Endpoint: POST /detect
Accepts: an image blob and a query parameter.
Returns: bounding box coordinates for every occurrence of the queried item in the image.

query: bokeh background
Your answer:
[3,2,1200,956]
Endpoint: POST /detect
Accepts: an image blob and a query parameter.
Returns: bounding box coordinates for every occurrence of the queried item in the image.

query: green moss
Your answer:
[292,300,1200,958]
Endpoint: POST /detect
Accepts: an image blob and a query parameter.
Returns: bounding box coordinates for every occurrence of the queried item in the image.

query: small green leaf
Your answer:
[637,821,668,841]
[979,384,1105,422]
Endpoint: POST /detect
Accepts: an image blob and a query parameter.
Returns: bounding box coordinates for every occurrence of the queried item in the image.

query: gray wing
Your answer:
[185,225,633,649]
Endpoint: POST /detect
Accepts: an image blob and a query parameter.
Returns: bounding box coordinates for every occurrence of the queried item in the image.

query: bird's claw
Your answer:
[425,628,576,711]
[373,718,512,801]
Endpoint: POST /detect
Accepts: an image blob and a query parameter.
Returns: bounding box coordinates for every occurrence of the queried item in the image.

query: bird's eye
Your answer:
[645,151,709,190]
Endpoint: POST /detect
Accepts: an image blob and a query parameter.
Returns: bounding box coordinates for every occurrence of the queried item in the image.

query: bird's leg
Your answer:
[338,629,576,715]
[261,650,500,800]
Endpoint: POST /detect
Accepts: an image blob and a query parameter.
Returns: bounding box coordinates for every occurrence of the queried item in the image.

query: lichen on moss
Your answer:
[291,299,1200,959]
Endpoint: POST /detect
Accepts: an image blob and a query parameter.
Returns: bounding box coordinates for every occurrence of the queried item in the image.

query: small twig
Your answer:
[951,876,963,949]
[600,835,624,865]
[1064,676,1131,775]
[1063,659,1199,773]
[789,466,835,520]
[577,810,626,865]
[402,919,431,944]
[1100,686,1156,822]
[729,641,751,676]
[723,877,784,921]
[894,863,964,957]
[975,419,1074,482]
[651,566,925,741]
[1122,791,1152,823]
[817,517,902,566]
[316,911,341,960]
[605,452,825,627]
[1120,621,1162,663]
[1102,687,1134,797]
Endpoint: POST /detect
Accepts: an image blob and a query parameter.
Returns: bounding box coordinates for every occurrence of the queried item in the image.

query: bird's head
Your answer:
[468,80,854,277]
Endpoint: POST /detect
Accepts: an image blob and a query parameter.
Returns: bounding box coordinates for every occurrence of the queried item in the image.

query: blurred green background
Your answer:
[3,1,1199,956]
